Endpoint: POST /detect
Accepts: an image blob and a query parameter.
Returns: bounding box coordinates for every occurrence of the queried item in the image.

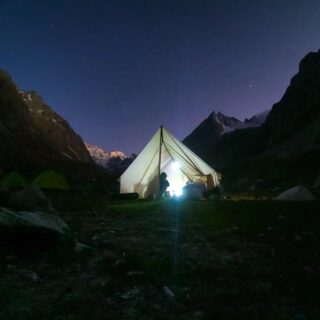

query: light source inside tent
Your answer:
[168,181,184,197]
[171,161,180,170]
[164,161,186,197]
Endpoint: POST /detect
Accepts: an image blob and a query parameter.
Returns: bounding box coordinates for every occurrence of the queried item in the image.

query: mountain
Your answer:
[0,69,107,182]
[85,143,135,173]
[19,90,93,163]
[262,51,320,156]
[85,143,125,167]
[85,143,136,174]
[183,110,269,161]
[184,50,320,194]
[244,110,269,127]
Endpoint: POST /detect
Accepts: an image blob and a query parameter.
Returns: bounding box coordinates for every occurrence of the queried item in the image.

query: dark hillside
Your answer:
[184,50,320,193]
[0,69,108,183]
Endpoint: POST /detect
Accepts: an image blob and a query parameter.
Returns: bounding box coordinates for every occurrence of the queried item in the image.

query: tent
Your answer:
[120,126,220,198]
[32,170,70,191]
[1,172,27,190]
[274,185,315,201]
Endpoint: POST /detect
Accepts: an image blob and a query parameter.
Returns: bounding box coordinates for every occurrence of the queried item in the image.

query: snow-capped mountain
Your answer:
[213,110,270,135]
[85,143,126,166]
[212,111,246,134]
[183,109,270,162]
[85,143,135,173]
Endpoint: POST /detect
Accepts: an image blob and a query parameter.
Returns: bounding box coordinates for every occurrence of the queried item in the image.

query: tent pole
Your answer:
[158,125,163,195]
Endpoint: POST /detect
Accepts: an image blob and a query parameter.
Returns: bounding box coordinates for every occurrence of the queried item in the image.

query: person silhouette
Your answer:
[159,172,170,197]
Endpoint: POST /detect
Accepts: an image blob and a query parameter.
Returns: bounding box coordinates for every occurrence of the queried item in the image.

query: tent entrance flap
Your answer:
[120,126,221,198]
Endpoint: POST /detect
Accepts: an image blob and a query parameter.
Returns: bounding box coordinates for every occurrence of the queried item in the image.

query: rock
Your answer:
[16,269,40,282]
[274,185,315,201]
[92,233,109,243]
[303,265,320,277]
[0,207,71,246]
[7,186,56,213]
[111,257,127,269]
[163,285,175,298]
[7,266,40,282]
[74,242,95,254]
[120,286,140,300]
[92,276,110,287]
[225,225,240,233]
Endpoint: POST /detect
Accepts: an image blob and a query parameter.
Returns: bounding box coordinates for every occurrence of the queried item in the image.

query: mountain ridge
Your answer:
[184,49,320,193]
[183,109,268,162]
[0,69,108,183]
[85,143,136,174]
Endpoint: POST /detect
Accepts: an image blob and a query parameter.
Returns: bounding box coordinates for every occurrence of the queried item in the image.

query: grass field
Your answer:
[1,195,320,320]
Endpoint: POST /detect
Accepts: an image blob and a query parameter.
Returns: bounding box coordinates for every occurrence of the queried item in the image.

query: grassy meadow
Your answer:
[1,194,320,320]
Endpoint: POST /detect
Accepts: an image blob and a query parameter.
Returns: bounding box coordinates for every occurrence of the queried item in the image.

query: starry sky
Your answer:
[1,0,320,154]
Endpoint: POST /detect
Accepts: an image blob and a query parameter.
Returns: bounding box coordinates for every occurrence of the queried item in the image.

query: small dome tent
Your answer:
[1,172,27,190]
[120,126,221,198]
[274,185,315,201]
[32,170,70,191]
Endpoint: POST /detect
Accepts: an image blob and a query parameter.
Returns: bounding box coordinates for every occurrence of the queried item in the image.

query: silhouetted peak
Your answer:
[298,50,320,74]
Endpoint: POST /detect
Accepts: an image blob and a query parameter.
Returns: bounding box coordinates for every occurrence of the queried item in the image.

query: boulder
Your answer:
[0,207,70,249]
[7,186,56,213]
[74,242,95,254]
[274,185,315,201]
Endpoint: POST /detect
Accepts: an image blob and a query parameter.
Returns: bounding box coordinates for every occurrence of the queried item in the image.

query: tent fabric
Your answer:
[1,172,27,190]
[274,185,315,201]
[120,127,220,198]
[32,170,70,191]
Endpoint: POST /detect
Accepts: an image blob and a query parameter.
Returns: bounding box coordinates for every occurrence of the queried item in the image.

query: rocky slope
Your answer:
[184,50,320,193]
[0,69,107,182]
[19,90,93,163]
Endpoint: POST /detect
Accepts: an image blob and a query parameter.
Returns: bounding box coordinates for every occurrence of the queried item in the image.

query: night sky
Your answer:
[1,1,320,154]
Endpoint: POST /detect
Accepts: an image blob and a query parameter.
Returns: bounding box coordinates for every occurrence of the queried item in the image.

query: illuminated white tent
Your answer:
[120,126,220,198]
